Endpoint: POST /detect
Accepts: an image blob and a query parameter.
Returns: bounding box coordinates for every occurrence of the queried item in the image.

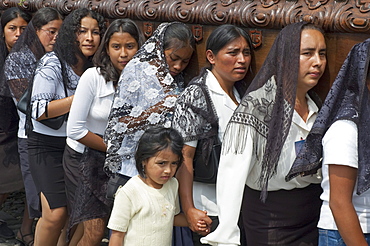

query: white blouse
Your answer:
[201,94,321,246]
[67,67,115,153]
[319,120,370,233]
[185,69,241,217]
[31,52,79,137]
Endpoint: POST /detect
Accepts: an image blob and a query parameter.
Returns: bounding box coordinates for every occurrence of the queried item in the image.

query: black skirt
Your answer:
[242,184,322,246]
[28,131,67,210]
[67,147,112,238]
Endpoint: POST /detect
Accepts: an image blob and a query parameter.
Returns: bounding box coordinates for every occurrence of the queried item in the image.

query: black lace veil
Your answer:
[286,38,370,195]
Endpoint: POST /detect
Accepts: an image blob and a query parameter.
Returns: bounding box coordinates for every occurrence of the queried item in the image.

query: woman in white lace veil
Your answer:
[104,22,195,178]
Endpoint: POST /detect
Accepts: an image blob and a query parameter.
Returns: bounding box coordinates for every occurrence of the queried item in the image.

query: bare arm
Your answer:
[77,132,106,152]
[37,95,74,121]
[176,144,212,235]
[108,230,125,246]
[329,164,367,246]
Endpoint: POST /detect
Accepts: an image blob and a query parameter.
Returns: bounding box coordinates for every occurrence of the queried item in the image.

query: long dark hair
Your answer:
[0,7,31,97]
[11,7,63,60]
[53,8,105,89]
[135,126,184,178]
[0,7,31,63]
[93,18,144,86]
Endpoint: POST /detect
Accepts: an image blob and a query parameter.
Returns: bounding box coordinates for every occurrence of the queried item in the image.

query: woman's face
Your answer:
[3,16,28,51]
[297,29,327,93]
[77,16,101,58]
[107,32,139,73]
[206,36,251,85]
[36,19,63,52]
[164,46,193,77]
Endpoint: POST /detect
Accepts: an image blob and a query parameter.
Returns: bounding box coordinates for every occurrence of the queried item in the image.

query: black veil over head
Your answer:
[287,38,370,195]
[223,22,323,201]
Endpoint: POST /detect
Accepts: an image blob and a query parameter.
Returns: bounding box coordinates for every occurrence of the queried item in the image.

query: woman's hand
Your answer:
[185,207,212,235]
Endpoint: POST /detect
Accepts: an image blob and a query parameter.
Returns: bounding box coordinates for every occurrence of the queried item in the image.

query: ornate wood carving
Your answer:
[1,0,369,33]
[192,25,203,42]
[249,29,262,49]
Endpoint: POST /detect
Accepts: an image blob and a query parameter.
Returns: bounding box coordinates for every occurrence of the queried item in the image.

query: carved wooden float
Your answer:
[1,0,369,99]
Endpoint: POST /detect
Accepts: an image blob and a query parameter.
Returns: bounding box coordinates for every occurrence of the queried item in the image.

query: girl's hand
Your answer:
[108,230,125,246]
[196,219,211,233]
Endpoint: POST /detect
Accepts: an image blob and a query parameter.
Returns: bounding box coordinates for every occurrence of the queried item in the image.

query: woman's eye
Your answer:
[93,30,100,35]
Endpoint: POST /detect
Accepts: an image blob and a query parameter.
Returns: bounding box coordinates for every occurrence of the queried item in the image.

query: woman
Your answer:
[104,21,195,185]
[65,18,144,245]
[202,22,327,246]
[287,39,370,245]
[27,8,105,245]
[104,21,195,246]
[0,6,31,243]
[3,8,63,245]
[171,24,253,246]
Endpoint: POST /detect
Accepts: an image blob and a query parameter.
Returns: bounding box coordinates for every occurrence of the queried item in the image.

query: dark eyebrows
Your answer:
[226,47,250,51]
[79,26,99,31]
[301,47,327,52]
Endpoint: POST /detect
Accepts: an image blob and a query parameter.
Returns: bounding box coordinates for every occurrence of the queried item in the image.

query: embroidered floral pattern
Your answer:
[104,23,186,175]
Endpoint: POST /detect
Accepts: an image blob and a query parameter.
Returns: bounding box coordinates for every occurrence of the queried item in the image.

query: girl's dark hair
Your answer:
[93,18,144,85]
[53,8,105,89]
[135,126,184,178]
[32,7,63,31]
[1,7,31,29]
[163,22,195,51]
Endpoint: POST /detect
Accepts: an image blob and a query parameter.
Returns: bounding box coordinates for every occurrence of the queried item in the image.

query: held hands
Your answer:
[185,208,212,236]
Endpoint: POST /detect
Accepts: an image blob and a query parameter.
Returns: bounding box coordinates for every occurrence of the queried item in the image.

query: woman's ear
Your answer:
[206,50,216,65]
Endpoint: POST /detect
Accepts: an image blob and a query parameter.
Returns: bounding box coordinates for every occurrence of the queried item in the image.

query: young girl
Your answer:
[108,126,206,246]
[65,18,144,245]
